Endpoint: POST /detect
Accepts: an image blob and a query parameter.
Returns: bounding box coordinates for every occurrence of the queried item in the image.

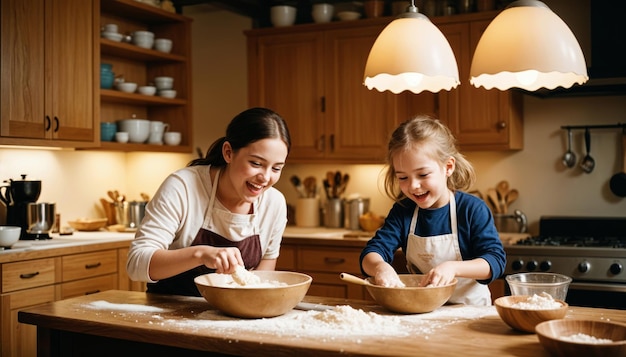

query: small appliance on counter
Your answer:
[0,175,56,240]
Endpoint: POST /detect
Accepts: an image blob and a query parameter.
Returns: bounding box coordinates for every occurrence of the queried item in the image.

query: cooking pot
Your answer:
[115,201,147,228]
[27,202,56,234]
[343,197,369,230]
[494,209,527,233]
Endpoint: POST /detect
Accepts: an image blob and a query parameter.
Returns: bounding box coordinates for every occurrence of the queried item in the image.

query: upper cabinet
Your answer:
[98,0,193,153]
[0,0,97,147]
[246,22,405,164]
[246,12,523,163]
[438,16,523,151]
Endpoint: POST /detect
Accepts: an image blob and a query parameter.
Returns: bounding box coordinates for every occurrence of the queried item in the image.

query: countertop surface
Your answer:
[18,289,626,356]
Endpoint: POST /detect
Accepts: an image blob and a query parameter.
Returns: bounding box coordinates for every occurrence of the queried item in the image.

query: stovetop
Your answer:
[504,216,626,283]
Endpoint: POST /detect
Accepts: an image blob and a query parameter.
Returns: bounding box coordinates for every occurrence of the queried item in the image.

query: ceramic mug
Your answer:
[312,3,334,23]
[163,131,181,146]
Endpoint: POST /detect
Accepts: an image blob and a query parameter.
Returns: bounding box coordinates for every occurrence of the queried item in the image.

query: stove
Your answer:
[503,216,626,309]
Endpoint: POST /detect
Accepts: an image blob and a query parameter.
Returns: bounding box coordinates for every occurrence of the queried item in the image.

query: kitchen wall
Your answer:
[1,1,624,234]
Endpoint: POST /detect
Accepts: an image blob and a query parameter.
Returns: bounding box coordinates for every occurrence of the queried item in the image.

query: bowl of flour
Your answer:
[194,270,312,318]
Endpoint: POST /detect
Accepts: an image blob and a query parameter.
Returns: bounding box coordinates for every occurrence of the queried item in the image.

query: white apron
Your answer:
[406,191,491,306]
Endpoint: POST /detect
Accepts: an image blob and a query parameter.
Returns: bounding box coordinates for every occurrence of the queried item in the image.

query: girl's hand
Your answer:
[373,263,406,288]
[195,246,244,274]
[419,261,458,287]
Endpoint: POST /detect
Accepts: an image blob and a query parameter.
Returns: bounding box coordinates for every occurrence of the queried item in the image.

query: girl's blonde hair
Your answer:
[383,115,475,202]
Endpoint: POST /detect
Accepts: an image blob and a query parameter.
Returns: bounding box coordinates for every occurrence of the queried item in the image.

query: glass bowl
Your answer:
[506,273,572,301]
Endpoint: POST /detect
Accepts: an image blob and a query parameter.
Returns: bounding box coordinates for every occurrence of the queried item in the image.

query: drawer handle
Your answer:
[85,262,102,269]
[324,257,345,264]
[20,272,40,279]
[85,290,101,295]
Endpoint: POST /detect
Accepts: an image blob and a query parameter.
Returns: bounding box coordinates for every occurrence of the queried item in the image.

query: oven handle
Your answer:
[570,281,626,293]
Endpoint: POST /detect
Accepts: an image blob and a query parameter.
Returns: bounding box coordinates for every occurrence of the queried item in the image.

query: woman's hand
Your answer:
[194,246,244,274]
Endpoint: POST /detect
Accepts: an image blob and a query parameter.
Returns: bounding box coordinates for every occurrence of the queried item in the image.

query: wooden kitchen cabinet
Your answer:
[246,21,404,163]
[437,14,523,151]
[247,12,522,162]
[97,0,193,153]
[0,0,97,147]
[0,242,137,357]
[279,238,371,300]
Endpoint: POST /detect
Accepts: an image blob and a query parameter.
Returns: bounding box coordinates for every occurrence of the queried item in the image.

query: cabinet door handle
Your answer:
[45,116,51,131]
[85,262,102,269]
[317,135,325,152]
[329,134,335,152]
[20,272,40,279]
[320,96,326,112]
[324,257,345,264]
[54,116,60,132]
[497,121,507,130]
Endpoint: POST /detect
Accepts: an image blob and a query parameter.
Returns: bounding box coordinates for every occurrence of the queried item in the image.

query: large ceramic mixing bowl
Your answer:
[194,271,312,318]
[117,119,150,143]
[365,274,456,314]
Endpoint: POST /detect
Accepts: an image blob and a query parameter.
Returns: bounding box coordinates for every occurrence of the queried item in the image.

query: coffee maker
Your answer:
[0,175,55,240]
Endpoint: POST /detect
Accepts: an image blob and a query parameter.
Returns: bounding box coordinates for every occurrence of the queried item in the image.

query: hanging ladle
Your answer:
[580,128,595,173]
[562,128,576,168]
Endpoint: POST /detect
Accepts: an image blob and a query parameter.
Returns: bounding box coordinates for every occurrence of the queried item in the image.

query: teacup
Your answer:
[164,131,181,146]
[271,5,297,27]
[312,3,334,23]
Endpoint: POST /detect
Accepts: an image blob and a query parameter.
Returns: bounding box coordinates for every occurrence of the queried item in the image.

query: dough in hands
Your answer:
[231,265,261,286]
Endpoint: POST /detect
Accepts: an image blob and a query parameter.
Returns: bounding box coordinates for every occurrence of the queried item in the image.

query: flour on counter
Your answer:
[85,300,169,313]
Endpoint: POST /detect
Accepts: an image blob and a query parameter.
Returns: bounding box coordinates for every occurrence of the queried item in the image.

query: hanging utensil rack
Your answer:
[561,123,626,132]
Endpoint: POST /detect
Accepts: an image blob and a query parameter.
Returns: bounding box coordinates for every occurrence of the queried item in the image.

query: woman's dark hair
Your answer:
[188,107,291,167]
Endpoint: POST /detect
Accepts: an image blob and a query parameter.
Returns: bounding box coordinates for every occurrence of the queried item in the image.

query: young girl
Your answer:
[360,116,505,305]
[126,107,291,296]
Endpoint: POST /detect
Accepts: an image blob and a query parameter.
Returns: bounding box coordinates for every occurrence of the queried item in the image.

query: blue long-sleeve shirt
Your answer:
[360,191,506,285]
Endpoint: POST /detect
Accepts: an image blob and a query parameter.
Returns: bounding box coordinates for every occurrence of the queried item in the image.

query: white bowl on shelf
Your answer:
[117,119,150,143]
[101,31,123,42]
[164,131,182,146]
[116,82,137,93]
[154,38,173,53]
[158,89,177,99]
[154,76,174,90]
[337,11,361,21]
[137,85,157,96]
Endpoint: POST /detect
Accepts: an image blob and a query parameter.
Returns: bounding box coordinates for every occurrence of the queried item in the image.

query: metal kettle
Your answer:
[493,209,527,233]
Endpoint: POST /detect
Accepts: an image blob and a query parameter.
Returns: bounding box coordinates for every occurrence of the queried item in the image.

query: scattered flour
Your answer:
[560,333,614,344]
[86,300,169,313]
[510,293,563,310]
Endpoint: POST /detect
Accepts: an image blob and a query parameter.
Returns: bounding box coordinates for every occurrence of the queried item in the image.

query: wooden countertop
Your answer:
[0,232,135,263]
[18,290,626,356]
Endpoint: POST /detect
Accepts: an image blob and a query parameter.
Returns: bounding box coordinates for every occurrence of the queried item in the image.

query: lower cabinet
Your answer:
[279,238,505,303]
[0,243,141,357]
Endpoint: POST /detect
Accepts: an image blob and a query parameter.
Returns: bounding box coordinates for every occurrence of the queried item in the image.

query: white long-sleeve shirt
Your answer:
[126,165,287,282]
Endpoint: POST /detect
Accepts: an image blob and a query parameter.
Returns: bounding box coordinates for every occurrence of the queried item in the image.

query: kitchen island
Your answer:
[18,290,626,356]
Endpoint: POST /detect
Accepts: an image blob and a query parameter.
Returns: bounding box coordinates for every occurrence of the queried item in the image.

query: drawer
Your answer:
[62,250,117,282]
[297,247,361,274]
[60,273,118,299]
[1,258,57,293]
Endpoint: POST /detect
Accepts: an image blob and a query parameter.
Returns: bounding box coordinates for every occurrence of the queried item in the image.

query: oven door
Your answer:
[565,282,626,309]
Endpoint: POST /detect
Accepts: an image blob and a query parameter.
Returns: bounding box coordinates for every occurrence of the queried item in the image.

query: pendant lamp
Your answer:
[363,1,459,94]
[470,0,588,91]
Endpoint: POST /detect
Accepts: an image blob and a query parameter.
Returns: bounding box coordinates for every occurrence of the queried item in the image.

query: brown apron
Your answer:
[147,168,262,296]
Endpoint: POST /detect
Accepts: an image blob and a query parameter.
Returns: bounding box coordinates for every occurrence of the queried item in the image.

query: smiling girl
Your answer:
[127,107,291,296]
[360,116,505,305]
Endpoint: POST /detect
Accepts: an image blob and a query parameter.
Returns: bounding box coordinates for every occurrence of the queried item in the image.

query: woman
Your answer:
[360,116,505,305]
[126,107,291,296]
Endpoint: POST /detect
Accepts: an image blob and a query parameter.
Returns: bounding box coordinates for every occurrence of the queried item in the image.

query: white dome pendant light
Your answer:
[470,0,588,91]
[363,1,459,94]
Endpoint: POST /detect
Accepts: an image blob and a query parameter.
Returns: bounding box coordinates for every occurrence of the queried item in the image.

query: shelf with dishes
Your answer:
[101,89,186,105]
[101,39,186,62]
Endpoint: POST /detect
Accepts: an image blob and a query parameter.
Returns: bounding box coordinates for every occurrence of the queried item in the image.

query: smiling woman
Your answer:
[126,107,293,298]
